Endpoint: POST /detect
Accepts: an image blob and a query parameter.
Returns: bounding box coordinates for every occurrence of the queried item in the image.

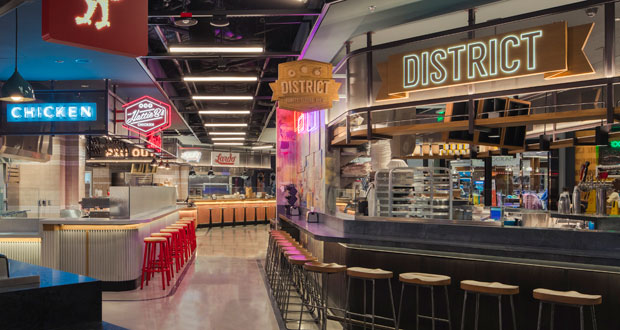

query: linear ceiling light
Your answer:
[252,145,273,150]
[204,123,248,127]
[199,110,251,115]
[209,132,246,135]
[169,46,264,53]
[184,76,257,82]
[193,95,253,101]
[213,142,244,146]
[211,137,245,141]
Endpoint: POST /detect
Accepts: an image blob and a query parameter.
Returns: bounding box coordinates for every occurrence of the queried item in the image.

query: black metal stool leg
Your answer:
[537,301,543,330]
[345,277,351,330]
[460,291,467,330]
[397,283,405,330]
[416,286,420,330]
[580,306,585,330]
[474,294,480,330]
[445,286,452,330]
[498,295,503,330]
[510,295,517,330]
[550,303,555,330]
[431,286,436,330]
[371,279,376,330]
[387,279,398,329]
[591,305,597,330]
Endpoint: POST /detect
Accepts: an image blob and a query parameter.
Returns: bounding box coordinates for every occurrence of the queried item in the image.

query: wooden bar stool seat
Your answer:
[346,267,393,280]
[461,280,519,296]
[287,254,317,265]
[533,288,602,306]
[400,272,451,286]
[303,262,347,274]
[533,288,601,330]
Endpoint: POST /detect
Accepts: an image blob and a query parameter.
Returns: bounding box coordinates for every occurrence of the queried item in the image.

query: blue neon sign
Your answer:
[7,103,97,122]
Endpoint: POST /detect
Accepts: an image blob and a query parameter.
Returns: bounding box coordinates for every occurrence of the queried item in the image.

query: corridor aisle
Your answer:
[102,225,280,330]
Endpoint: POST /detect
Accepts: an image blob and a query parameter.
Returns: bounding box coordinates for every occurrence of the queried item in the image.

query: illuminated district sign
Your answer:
[7,103,97,122]
[376,22,594,101]
[270,60,341,112]
[123,96,171,136]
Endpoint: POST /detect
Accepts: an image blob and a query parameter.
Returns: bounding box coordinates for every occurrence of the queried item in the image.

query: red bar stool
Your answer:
[151,232,174,277]
[169,224,191,259]
[178,220,196,252]
[161,228,184,270]
[140,237,171,290]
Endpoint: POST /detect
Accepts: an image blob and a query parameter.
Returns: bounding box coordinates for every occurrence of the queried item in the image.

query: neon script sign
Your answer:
[376,22,594,101]
[123,96,171,136]
[7,103,97,122]
[212,152,240,167]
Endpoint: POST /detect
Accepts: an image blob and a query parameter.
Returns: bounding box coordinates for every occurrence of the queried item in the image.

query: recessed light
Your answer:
[199,110,251,115]
[213,142,244,146]
[252,145,273,150]
[55,59,64,63]
[209,132,246,135]
[169,46,264,53]
[75,58,91,64]
[184,76,258,82]
[212,137,245,141]
[193,95,253,101]
[204,123,248,127]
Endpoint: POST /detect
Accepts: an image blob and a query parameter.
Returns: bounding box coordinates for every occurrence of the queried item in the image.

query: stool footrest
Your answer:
[418,314,450,323]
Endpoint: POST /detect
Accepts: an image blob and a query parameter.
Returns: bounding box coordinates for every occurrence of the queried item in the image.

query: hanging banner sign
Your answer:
[122,96,171,136]
[270,60,341,112]
[376,22,594,101]
[42,0,148,57]
[211,152,240,167]
[7,103,96,122]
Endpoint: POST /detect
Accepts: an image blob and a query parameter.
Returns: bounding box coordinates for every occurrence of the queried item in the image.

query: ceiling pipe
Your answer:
[148,9,321,18]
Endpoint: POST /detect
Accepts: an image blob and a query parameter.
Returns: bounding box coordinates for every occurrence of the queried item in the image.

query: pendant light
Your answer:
[0,8,35,102]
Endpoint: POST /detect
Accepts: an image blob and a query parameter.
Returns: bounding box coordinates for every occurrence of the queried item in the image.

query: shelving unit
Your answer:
[375,167,457,219]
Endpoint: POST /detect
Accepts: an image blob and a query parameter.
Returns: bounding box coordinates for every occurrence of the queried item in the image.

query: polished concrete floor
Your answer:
[102,225,281,330]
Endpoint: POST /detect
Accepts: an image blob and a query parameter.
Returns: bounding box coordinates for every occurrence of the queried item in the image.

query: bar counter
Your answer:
[278,206,620,329]
[0,206,197,291]
[193,199,276,225]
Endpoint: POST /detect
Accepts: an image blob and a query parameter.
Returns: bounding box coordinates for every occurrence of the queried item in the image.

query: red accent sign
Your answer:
[146,134,162,153]
[212,152,239,166]
[122,96,171,136]
[42,0,148,57]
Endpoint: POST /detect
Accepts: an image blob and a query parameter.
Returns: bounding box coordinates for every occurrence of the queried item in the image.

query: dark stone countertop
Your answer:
[1,259,98,294]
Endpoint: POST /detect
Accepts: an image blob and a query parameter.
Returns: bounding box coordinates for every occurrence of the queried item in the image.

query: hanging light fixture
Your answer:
[241,168,249,180]
[150,157,158,167]
[158,160,165,169]
[210,0,229,27]
[189,166,197,177]
[174,0,198,27]
[165,161,171,170]
[207,166,215,179]
[0,8,35,102]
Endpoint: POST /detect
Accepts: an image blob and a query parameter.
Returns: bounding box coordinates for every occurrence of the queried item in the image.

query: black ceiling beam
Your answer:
[143,53,299,59]
[155,77,276,83]
[148,9,321,18]
[169,96,272,101]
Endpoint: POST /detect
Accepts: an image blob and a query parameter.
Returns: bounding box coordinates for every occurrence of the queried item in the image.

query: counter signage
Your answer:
[211,152,240,167]
[7,103,97,122]
[270,60,341,112]
[122,96,171,136]
[87,137,153,159]
[377,22,594,101]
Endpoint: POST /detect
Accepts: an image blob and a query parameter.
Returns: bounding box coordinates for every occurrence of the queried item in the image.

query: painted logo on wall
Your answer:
[75,0,121,30]
[122,96,171,136]
[211,152,240,167]
[7,103,97,122]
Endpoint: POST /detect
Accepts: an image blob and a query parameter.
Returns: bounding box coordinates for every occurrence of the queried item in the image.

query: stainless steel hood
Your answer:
[0,135,52,162]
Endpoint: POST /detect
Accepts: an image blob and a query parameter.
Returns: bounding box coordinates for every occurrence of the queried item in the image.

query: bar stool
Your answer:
[397,272,452,330]
[178,219,197,252]
[151,232,174,277]
[284,253,317,325]
[460,280,519,330]
[161,228,184,270]
[533,288,601,330]
[168,224,190,260]
[344,267,398,330]
[303,262,348,330]
[140,237,170,290]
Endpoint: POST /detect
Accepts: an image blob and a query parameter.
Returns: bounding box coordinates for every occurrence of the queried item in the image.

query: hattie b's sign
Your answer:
[270,60,341,112]
[377,22,594,101]
[122,96,171,136]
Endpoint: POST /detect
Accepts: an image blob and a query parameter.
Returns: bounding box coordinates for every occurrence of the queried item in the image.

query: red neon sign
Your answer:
[146,134,162,153]
[123,96,171,136]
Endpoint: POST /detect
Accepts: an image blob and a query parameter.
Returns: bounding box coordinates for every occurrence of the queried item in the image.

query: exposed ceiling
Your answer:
[146,0,323,145]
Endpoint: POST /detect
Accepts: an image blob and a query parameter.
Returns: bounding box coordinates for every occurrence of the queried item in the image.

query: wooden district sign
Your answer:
[270,60,341,112]
[376,21,594,101]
